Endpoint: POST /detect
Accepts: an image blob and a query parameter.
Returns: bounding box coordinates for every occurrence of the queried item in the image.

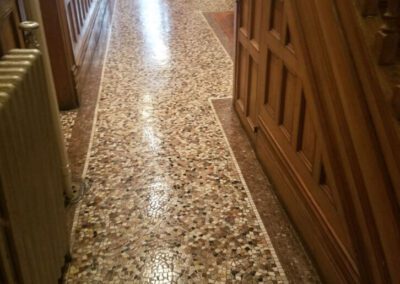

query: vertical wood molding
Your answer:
[36,0,79,110]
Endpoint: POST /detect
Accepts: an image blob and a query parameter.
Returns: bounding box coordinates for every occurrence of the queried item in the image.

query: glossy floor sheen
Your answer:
[65,0,288,282]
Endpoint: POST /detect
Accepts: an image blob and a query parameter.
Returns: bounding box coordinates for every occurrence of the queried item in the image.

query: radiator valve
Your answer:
[19,21,40,49]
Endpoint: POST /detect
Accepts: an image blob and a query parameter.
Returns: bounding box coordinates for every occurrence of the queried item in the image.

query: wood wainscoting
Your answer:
[234,0,400,283]
[0,0,24,54]
[39,0,114,110]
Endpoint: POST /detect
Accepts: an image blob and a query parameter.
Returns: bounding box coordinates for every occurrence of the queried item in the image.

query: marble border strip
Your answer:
[202,11,235,60]
[67,0,118,261]
[203,9,288,280]
[208,97,289,282]
[199,11,234,62]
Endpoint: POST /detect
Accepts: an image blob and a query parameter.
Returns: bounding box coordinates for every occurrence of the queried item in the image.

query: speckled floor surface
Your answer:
[203,11,235,59]
[65,0,288,282]
[60,110,77,150]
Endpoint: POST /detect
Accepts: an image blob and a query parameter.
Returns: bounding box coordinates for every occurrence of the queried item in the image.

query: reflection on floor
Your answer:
[61,0,319,282]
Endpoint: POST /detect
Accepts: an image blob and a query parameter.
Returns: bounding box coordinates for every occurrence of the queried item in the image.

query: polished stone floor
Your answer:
[60,110,77,150]
[65,0,290,282]
[203,11,235,59]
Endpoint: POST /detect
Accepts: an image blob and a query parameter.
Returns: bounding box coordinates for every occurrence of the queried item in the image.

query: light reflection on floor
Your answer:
[66,0,288,282]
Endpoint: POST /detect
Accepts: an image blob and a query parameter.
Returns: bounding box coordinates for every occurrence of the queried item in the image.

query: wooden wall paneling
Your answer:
[292,2,390,281]
[250,0,261,49]
[235,44,249,116]
[71,0,113,94]
[357,0,379,16]
[72,0,81,35]
[344,0,400,214]
[234,0,372,281]
[291,0,400,281]
[39,0,114,109]
[234,0,400,281]
[261,0,361,280]
[63,0,111,92]
[304,0,400,281]
[39,0,79,110]
[254,116,357,283]
[287,2,379,280]
[64,0,95,62]
[278,66,296,140]
[0,0,24,55]
[234,0,262,142]
[76,0,84,29]
[235,0,249,120]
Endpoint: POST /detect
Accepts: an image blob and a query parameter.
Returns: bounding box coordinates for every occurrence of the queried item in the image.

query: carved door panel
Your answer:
[255,0,357,280]
[0,0,24,56]
[234,0,358,281]
[234,0,263,143]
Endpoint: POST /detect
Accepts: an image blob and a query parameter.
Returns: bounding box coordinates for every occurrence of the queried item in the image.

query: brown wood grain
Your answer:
[39,0,78,110]
[39,0,112,110]
[234,0,400,282]
[0,0,24,55]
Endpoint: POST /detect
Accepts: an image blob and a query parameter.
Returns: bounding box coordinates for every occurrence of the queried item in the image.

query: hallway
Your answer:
[1,0,399,281]
[64,0,298,282]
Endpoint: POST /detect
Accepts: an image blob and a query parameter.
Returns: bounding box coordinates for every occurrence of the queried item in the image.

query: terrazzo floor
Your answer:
[66,0,288,282]
[60,110,77,149]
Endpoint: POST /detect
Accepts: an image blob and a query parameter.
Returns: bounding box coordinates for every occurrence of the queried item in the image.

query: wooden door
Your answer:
[234,0,400,282]
[234,0,262,142]
[235,1,356,281]
[255,0,356,280]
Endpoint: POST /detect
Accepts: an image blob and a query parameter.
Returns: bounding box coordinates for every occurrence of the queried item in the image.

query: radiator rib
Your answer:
[0,49,69,284]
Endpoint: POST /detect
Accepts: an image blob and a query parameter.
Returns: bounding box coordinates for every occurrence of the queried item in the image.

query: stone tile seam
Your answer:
[209,97,289,283]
